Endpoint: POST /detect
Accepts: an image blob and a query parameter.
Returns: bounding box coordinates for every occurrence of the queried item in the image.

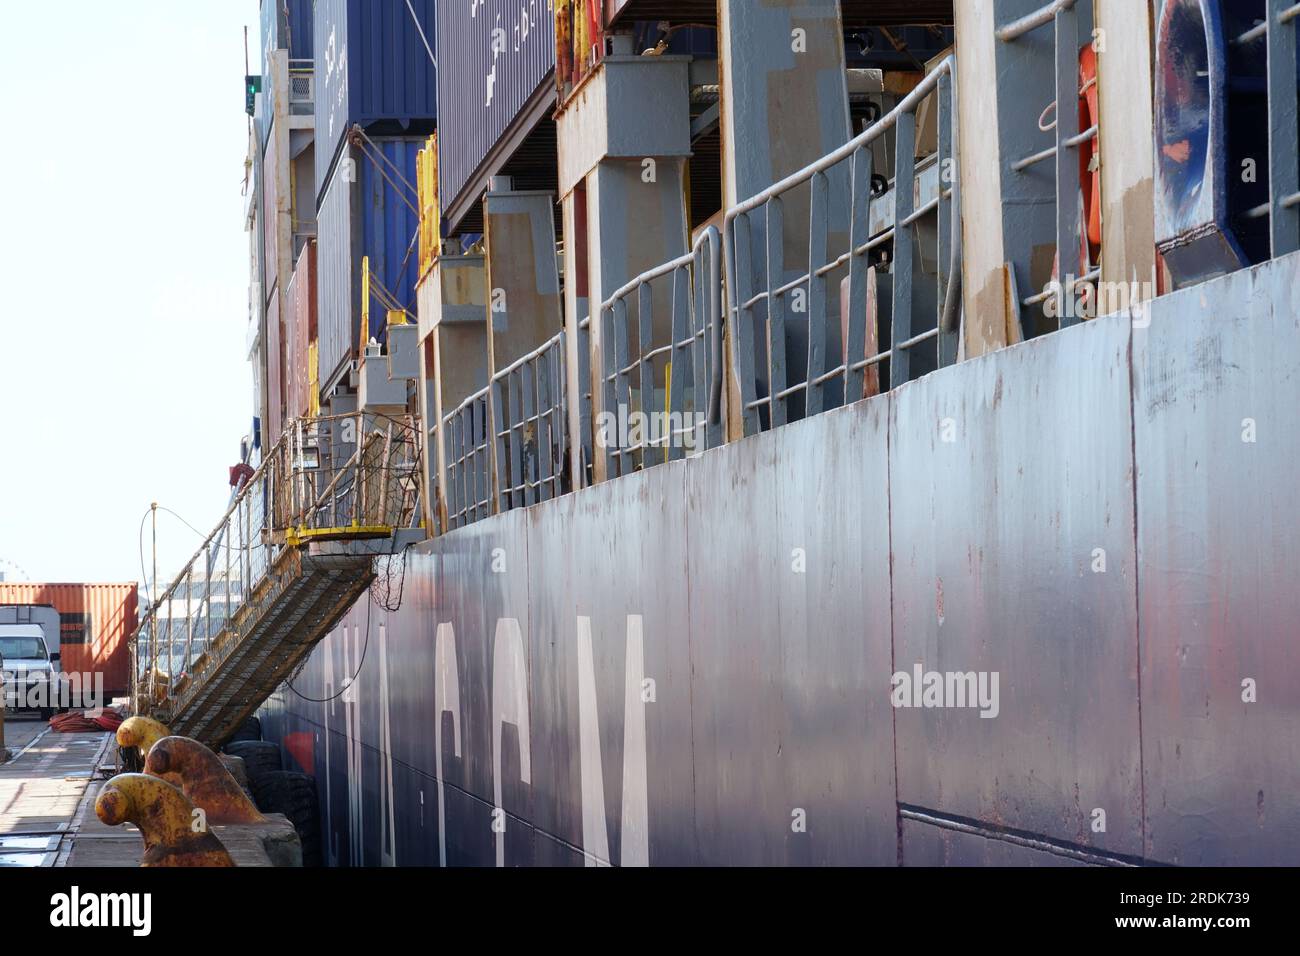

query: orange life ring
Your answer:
[1078,44,1101,260]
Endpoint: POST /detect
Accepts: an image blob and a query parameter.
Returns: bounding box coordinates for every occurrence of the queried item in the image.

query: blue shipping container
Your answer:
[316,137,425,392]
[258,0,315,150]
[436,0,555,224]
[315,0,438,204]
[262,0,315,70]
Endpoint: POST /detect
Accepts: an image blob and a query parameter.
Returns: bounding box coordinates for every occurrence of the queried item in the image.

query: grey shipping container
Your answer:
[317,137,425,396]
[314,0,438,204]
[263,126,283,299]
[436,0,555,229]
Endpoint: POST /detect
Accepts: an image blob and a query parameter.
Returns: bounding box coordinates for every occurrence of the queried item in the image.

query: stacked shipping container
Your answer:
[258,0,315,149]
[0,584,138,698]
[311,0,437,405]
[262,0,315,68]
[266,293,285,444]
[435,0,556,225]
[314,0,438,202]
[258,0,317,449]
[317,137,425,392]
[285,240,319,422]
[263,127,285,300]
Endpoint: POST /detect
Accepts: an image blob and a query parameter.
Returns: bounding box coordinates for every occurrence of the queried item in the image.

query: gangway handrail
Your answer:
[131,410,421,715]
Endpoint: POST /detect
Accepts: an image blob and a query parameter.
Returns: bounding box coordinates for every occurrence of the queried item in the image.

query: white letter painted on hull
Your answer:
[492,618,531,868]
[577,615,649,867]
[322,632,339,867]
[343,625,364,866]
[378,623,397,867]
[434,622,462,867]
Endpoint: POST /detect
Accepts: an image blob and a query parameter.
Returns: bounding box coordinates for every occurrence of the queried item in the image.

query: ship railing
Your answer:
[1233,2,1300,259]
[576,313,594,488]
[442,387,493,531]
[440,330,569,530]
[492,331,569,511]
[995,0,1099,320]
[595,226,725,480]
[723,55,961,438]
[130,411,421,711]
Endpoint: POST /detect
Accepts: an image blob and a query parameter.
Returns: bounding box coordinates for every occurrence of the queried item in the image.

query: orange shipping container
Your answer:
[0,583,138,698]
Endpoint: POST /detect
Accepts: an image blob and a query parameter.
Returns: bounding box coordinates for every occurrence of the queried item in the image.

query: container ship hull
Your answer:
[260,251,1300,867]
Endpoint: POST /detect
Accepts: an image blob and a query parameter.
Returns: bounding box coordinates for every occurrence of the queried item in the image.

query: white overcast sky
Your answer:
[0,2,257,587]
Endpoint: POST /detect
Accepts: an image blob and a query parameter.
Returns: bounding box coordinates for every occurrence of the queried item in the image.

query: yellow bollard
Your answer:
[96,774,235,867]
[116,715,172,761]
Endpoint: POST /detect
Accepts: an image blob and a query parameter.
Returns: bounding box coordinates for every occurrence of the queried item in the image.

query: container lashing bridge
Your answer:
[130,412,423,747]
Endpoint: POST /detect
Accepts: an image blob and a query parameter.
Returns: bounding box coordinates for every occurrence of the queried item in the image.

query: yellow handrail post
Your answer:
[360,255,371,357]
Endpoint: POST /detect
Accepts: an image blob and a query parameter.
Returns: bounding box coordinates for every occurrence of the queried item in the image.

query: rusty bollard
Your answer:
[96,773,235,867]
[145,736,266,825]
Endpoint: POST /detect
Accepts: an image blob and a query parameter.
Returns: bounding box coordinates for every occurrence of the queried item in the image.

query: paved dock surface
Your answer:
[2,713,51,756]
[0,729,112,867]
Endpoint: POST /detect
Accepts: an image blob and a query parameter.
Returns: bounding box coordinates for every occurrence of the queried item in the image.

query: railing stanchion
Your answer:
[636,282,654,466]
[806,171,831,417]
[937,71,959,367]
[890,108,918,391]
[764,196,789,428]
[668,264,689,463]
[611,298,632,477]
[845,147,872,402]
[1268,0,1300,257]
[183,568,193,684]
[1054,2,1082,326]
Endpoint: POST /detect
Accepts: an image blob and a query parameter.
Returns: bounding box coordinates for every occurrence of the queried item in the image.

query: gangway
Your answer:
[129,411,423,747]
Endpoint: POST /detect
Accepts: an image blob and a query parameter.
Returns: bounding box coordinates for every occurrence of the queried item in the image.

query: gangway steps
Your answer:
[167,546,376,746]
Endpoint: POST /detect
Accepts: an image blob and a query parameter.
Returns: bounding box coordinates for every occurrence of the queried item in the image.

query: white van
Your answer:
[0,605,67,720]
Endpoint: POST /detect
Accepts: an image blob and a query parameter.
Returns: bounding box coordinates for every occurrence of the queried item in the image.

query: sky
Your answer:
[0,2,258,587]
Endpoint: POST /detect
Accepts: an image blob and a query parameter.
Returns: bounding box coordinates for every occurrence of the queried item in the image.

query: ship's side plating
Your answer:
[261,248,1300,866]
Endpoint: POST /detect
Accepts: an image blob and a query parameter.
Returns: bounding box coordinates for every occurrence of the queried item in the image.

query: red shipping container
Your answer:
[266,293,286,445]
[0,583,139,699]
[285,241,317,421]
